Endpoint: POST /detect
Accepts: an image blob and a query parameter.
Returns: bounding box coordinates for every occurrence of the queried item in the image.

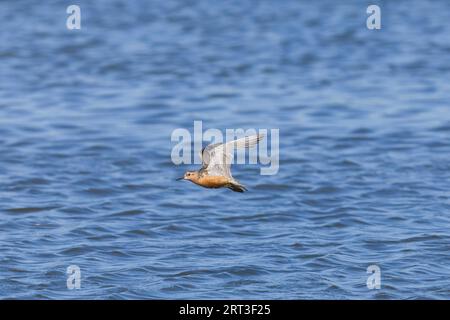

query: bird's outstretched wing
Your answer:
[200,134,264,178]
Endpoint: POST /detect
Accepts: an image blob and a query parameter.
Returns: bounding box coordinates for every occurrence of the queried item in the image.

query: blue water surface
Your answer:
[0,0,450,299]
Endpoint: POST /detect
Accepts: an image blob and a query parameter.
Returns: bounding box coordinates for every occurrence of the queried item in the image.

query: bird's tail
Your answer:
[228,182,247,193]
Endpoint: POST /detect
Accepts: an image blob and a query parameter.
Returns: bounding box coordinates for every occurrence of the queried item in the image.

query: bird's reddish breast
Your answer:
[196,175,229,188]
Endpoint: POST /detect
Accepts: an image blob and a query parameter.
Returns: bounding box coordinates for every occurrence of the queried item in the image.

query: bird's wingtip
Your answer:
[228,183,247,193]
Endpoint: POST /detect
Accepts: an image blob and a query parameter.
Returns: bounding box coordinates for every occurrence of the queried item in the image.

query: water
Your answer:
[1,0,450,299]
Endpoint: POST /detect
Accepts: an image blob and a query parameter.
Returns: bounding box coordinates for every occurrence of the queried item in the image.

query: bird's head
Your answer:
[177,171,199,182]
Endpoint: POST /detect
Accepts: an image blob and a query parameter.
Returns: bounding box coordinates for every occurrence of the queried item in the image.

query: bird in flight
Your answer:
[177,134,264,192]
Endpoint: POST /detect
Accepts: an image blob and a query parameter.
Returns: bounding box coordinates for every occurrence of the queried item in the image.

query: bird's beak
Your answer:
[176,177,184,181]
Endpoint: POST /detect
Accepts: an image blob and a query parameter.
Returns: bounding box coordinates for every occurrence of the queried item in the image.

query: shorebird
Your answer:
[177,134,264,192]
